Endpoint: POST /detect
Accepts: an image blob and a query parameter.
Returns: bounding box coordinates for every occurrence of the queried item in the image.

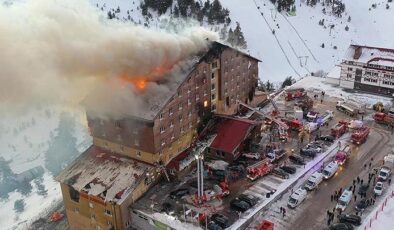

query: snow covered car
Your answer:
[374,182,384,196]
[238,194,259,207]
[384,153,394,164]
[230,199,251,212]
[243,152,261,160]
[210,213,230,229]
[300,148,318,158]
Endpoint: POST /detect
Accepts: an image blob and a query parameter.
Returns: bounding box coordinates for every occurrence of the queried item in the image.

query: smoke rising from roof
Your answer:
[0,0,217,118]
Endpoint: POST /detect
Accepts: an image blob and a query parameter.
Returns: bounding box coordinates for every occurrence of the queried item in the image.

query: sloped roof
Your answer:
[210,118,255,154]
[344,45,394,67]
[56,146,152,204]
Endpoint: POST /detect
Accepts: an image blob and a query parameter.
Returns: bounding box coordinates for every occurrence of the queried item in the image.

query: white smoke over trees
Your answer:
[0,0,218,118]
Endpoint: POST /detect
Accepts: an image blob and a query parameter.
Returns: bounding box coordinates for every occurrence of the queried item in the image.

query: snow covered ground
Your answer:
[0,105,91,229]
[291,76,393,108]
[358,183,394,230]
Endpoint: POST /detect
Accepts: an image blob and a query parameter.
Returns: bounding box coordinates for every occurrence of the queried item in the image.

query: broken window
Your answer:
[69,187,80,203]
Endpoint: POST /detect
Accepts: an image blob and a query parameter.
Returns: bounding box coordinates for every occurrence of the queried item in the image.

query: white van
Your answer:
[335,190,352,211]
[322,161,339,179]
[304,172,324,191]
[287,188,307,208]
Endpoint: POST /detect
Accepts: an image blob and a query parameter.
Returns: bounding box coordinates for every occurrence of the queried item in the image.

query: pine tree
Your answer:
[227,28,235,46]
[281,76,294,88]
[45,113,79,176]
[233,22,247,49]
[173,5,179,17]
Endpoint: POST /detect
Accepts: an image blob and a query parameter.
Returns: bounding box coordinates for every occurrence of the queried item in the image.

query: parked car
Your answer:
[374,182,384,196]
[207,222,223,230]
[378,167,392,181]
[318,135,335,143]
[272,168,290,179]
[338,214,362,226]
[243,152,261,160]
[358,184,369,195]
[169,188,189,199]
[210,213,230,228]
[300,148,318,158]
[288,155,305,165]
[280,165,297,174]
[355,199,368,211]
[330,222,354,230]
[230,199,251,212]
[238,194,259,207]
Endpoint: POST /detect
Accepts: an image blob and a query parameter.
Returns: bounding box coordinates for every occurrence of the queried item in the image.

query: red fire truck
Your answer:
[246,159,274,181]
[285,88,306,101]
[281,118,303,132]
[373,112,394,125]
[335,145,351,165]
[350,126,370,145]
[331,121,348,138]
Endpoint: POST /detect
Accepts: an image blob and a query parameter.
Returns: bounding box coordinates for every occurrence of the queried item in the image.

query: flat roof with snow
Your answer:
[344,45,394,67]
[56,146,152,204]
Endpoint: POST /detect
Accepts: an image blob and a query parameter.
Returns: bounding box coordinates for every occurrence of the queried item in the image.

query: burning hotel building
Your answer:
[56,42,260,230]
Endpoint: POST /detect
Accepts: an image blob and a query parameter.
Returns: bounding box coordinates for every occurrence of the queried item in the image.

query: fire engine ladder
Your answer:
[237,100,289,130]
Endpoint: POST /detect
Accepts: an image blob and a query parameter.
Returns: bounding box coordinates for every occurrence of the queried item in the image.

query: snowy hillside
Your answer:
[222,0,394,81]
[90,0,394,81]
[0,106,91,229]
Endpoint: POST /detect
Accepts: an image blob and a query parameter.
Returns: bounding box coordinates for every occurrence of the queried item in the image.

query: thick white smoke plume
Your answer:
[0,0,218,118]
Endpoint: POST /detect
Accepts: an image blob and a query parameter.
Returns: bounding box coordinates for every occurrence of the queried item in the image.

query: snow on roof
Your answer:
[56,146,152,204]
[344,45,394,67]
[326,65,341,79]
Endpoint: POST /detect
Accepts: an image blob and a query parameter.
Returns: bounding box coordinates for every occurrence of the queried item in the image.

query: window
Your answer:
[161,139,166,146]
[136,151,141,157]
[179,115,183,122]
[188,98,191,105]
[177,90,182,97]
[212,104,216,111]
[204,90,207,96]
[91,214,96,220]
[104,209,112,216]
[211,73,215,79]
[211,84,215,90]
[169,108,173,116]
[73,208,79,213]
[170,121,174,128]
[346,74,352,79]
[204,100,208,107]
[212,61,218,69]
[171,133,175,139]
[211,94,216,100]
[196,94,200,101]
[107,221,113,227]
[188,110,192,117]
[181,127,184,133]
[89,202,94,208]
[160,126,165,133]
[69,187,80,203]
[348,67,353,71]
[160,113,163,120]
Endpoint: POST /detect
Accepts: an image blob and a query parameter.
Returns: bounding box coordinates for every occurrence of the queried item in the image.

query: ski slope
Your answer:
[221,0,394,81]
